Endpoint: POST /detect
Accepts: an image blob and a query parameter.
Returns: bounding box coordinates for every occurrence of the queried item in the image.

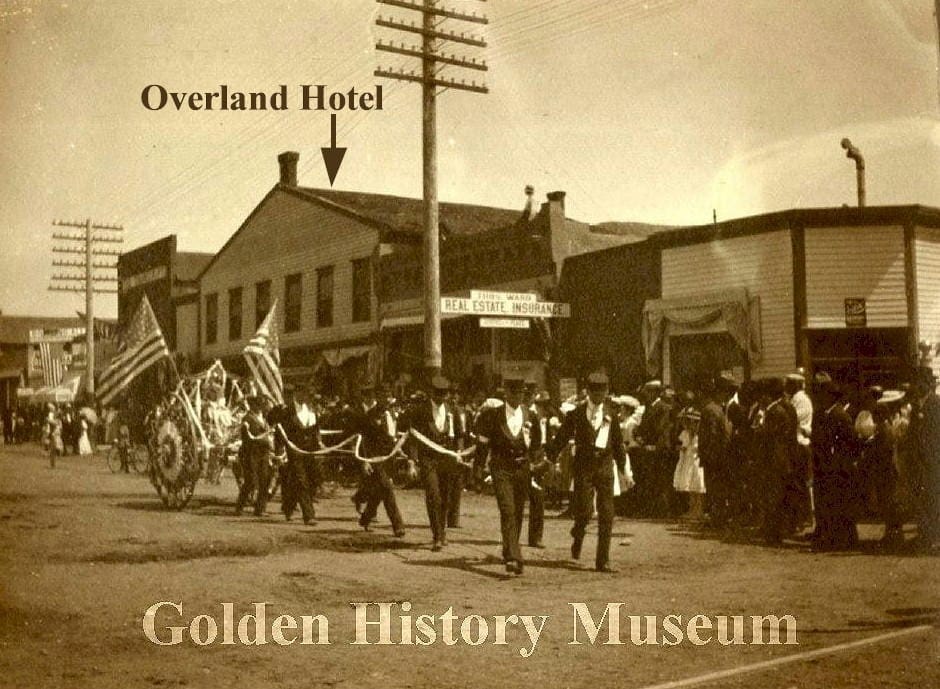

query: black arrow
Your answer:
[320,113,347,187]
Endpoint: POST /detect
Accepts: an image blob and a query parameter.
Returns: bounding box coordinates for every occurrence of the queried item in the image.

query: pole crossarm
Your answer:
[52,247,122,256]
[53,220,123,231]
[52,232,124,243]
[51,274,118,282]
[376,0,488,24]
[52,260,118,269]
[376,41,488,70]
[375,68,488,93]
[375,17,486,47]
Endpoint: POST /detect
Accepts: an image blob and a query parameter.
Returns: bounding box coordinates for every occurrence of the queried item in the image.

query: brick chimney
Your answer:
[546,190,566,212]
[278,151,299,186]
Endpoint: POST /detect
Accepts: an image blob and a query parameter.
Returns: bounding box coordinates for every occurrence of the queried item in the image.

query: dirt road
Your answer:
[0,444,937,688]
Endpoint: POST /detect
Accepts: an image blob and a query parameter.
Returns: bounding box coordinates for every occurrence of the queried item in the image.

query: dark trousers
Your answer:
[360,463,404,532]
[424,459,457,543]
[236,453,271,516]
[813,471,859,550]
[493,462,529,563]
[446,468,465,528]
[703,464,732,527]
[571,462,615,569]
[528,482,545,545]
[283,455,319,522]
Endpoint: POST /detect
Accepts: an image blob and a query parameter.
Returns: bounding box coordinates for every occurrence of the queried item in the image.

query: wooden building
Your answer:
[559,205,940,392]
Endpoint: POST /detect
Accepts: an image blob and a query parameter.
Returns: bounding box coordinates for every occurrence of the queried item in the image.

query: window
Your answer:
[284,273,302,332]
[205,293,218,345]
[228,287,242,341]
[351,257,371,323]
[255,280,271,328]
[316,266,334,327]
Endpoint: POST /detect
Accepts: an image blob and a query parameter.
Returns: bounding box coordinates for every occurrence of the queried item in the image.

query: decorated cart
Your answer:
[145,360,248,508]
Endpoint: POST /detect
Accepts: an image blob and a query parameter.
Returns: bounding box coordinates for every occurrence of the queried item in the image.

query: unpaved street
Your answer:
[0,444,937,689]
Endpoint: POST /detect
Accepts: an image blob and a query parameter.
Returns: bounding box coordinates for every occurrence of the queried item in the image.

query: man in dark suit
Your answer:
[811,373,859,551]
[475,378,542,574]
[910,365,940,551]
[547,372,626,572]
[406,375,465,551]
[276,385,322,525]
[346,381,406,537]
[236,395,275,517]
[528,390,557,547]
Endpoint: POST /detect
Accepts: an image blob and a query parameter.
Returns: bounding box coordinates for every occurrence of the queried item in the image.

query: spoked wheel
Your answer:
[131,444,150,474]
[106,446,124,473]
[146,395,203,510]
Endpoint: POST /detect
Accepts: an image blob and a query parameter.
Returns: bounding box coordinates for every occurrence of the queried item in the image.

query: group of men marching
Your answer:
[232,370,630,575]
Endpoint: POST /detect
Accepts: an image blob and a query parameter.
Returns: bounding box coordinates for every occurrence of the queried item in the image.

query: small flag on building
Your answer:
[97,295,169,406]
[243,299,283,405]
[39,342,64,387]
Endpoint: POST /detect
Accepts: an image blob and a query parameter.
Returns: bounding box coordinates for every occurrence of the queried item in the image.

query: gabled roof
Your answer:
[0,316,85,344]
[295,187,526,237]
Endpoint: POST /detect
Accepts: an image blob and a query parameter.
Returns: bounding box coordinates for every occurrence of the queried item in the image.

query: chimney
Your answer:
[546,190,566,212]
[521,185,535,221]
[278,151,299,186]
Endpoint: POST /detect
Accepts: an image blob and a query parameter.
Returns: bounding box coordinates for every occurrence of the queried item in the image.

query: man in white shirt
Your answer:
[786,372,814,530]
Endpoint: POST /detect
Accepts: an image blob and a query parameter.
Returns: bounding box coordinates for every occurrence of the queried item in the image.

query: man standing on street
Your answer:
[547,372,626,573]
[475,378,542,574]
[406,375,465,551]
[910,366,940,551]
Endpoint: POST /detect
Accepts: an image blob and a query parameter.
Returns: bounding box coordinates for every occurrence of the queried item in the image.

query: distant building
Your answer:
[0,314,84,413]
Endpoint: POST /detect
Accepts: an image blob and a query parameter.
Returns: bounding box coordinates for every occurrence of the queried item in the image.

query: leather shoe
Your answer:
[394,529,406,538]
[529,541,545,549]
[431,540,443,552]
[595,563,618,573]
[571,538,582,560]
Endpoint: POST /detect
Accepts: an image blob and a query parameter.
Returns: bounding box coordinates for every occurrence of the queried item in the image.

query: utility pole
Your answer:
[375,0,488,376]
[50,218,123,397]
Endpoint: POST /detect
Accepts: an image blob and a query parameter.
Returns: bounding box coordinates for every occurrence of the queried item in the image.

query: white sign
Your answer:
[479,317,530,329]
[120,265,168,293]
[442,297,570,318]
[470,290,537,303]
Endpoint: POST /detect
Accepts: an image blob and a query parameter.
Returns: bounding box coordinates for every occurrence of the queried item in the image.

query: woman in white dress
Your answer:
[673,406,705,520]
[77,417,93,455]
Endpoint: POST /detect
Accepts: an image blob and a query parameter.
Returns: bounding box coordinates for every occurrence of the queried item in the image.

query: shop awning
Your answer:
[642,288,762,375]
[380,312,463,330]
[0,367,22,381]
[318,344,374,368]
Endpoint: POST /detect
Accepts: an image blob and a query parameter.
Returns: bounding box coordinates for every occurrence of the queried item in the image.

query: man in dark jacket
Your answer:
[476,378,542,574]
[547,372,626,572]
[406,375,466,552]
[910,366,940,551]
[346,381,405,537]
[276,385,322,525]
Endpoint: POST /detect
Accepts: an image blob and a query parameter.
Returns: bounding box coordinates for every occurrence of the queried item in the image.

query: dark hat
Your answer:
[503,377,526,392]
[533,390,552,405]
[813,371,832,386]
[430,375,450,391]
[358,378,376,392]
[586,371,609,388]
[716,371,739,390]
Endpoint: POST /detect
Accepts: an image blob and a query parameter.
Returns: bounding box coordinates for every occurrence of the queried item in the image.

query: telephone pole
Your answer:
[375,0,488,375]
[50,218,123,397]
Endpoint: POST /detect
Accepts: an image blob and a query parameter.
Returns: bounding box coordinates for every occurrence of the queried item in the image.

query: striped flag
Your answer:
[243,299,283,405]
[39,342,64,387]
[97,295,169,406]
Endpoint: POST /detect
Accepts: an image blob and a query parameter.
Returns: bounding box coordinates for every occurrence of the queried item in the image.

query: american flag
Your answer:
[97,295,169,406]
[243,299,283,405]
[38,342,64,387]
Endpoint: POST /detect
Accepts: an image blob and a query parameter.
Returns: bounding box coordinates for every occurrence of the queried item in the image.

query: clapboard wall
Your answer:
[660,229,795,379]
[916,225,940,380]
[199,188,379,361]
[804,226,907,329]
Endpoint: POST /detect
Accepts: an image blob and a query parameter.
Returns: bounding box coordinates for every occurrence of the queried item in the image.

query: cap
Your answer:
[503,377,526,392]
[613,394,640,409]
[914,365,938,385]
[586,372,609,387]
[430,375,451,391]
[358,378,376,392]
[642,379,663,390]
[785,373,805,383]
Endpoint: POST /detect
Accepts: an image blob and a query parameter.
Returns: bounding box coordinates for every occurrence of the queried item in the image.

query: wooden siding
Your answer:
[805,226,907,329]
[661,230,795,379]
[200,190,379,360]
[916,226,940,380]
[175,302,199,358]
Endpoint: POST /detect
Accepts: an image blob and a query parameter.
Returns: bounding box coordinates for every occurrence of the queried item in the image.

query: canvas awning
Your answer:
[642,288,762,375]
[318,344,375,369]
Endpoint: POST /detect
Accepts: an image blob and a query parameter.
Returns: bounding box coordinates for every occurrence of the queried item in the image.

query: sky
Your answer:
[1,0,937,319]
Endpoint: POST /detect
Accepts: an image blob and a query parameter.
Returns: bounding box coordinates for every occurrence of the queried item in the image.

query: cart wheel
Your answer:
[132,444,149,474]
[106,446,123,473]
